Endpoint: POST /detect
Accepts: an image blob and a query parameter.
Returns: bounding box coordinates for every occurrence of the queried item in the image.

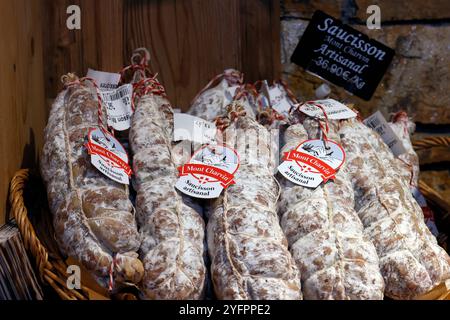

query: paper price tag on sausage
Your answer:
[176,145,239,198]
[363,111,406,156]
[85,128,132,185]
[101,84,133,131]
[224,85,240,104]
[174,113,217,144]
[300,99,357,119]
[269,86,293,116]
[258,80,271,108]
[86,68,121,91]
[278,139,345,188]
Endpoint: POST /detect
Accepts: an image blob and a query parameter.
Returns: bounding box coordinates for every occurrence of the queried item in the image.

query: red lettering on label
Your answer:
[283,150,336,180]
[178,164,235,188]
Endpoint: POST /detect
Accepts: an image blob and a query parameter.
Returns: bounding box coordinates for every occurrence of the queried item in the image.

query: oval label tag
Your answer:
[85,128,132,185]
[176,144,239,199]
[278,139,345,188]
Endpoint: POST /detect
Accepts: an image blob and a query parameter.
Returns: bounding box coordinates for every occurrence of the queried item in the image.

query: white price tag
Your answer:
[269,86,292,116]
[174,113,217,144]
[256,80,271,109]
[86,68,121,91]
[300,99,357,120]
[364,111,406,156]
[101,84,133,131]
[224,85,240,103]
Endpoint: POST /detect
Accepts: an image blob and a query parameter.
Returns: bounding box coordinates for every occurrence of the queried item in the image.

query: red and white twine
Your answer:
[108,255,117,292]
[62,75,113,138]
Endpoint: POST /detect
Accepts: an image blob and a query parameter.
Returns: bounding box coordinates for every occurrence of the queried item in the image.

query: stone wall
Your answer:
[280,0,450,124]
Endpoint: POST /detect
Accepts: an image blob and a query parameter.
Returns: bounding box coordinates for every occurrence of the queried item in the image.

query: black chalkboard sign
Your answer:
[291,10,395,100]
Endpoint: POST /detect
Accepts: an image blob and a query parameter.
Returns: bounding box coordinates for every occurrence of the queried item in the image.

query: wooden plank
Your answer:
[42,0,124,99]
[124,0,180,107]
[281,0,344,19]
[0,0,47,225]
[174,0,242,109]
[95,0,124,71]
[240,0,281,82]
[43,0,281,108]
[271,0,282,80]
[123,0,281,110]
[79,0,124,72]
[42,0,82,100]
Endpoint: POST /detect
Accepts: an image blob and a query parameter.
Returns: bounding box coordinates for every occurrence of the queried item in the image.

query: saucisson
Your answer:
[188,70,256,121]
[130,87,207,299]
[338,118,450,299]
[41,76,143,288]
[278,117,384,299]
[206,103,302,299]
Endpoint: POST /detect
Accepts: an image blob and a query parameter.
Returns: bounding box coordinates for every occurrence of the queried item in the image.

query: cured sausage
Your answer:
[388,112,419,188]
[338,118,450,299]
[206,103,301,299]
[188,70,256,121]
[40,75,143,288]
[278,117,384,299]
[388,112,439,236]
[130,82,207,299]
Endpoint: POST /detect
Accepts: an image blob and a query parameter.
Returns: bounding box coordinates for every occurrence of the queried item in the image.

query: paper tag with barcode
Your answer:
[364,111,406,156]
[269,86,292,116]
[101,84,133,131]
[260,80,270,99]
[174,113,217,144]
[224,85,240,103]
[300,99,357,120]
[87,69,121,91]
[255,80,270,109]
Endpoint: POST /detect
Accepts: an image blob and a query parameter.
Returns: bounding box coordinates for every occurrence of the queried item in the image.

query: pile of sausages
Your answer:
[278,118,384,299]
[339,119,450,299]
[40,70,450,300]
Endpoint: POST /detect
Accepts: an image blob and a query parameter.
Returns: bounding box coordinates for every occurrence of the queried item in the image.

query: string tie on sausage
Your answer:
[108,254,117,292]
[62,74,112,138]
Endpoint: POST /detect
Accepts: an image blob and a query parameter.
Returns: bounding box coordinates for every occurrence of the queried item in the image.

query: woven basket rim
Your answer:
[412,136,450,151]
[9,169,90,300]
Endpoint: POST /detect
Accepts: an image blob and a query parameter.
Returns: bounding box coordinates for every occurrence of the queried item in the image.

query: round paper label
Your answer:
[277,139,345,188]
[176,144,239,199]
[85,128,132,184]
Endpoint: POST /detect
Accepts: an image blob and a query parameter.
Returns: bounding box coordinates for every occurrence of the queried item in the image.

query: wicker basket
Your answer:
[9,169,91,300]
[8,137,450,300]
[9,169,136,300]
